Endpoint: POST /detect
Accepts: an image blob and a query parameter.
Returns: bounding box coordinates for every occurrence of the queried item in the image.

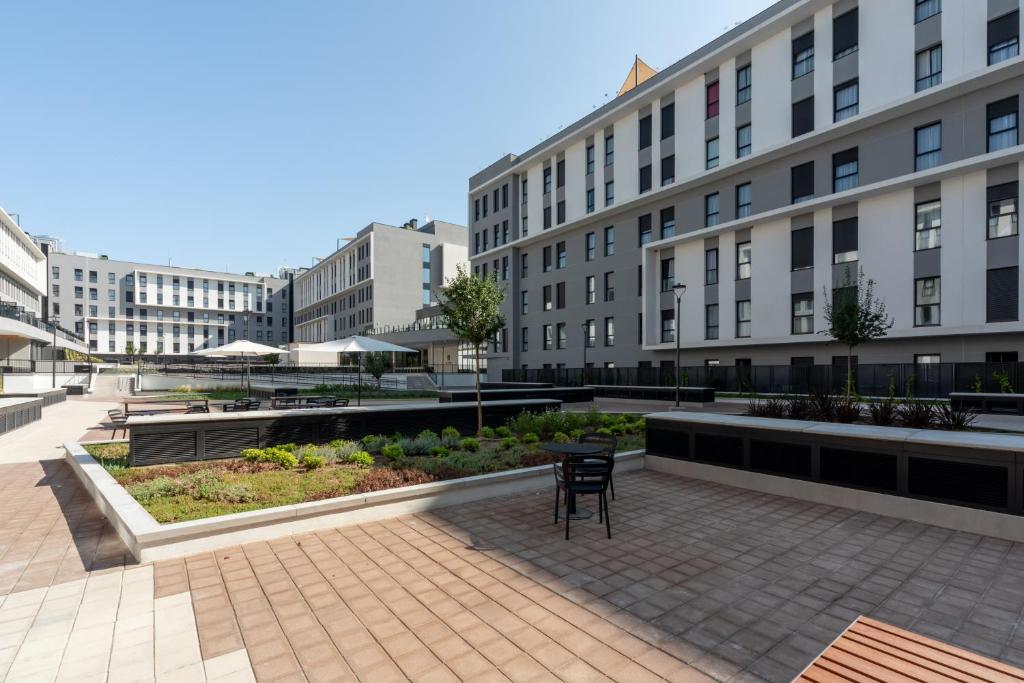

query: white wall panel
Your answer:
[751,30,791,152]
[859,0,914,112]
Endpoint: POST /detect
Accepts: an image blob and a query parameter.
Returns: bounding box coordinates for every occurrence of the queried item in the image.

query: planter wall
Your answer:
[437,387,594,404]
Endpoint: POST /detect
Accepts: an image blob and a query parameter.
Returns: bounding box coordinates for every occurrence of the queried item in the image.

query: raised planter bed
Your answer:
[589,385,715,403]
[64,441,644,562]
[0,397,43,435]
[646,411,1024,541]
[1,388,68,408]
[437,387,594,404]
[950,392,1024,415]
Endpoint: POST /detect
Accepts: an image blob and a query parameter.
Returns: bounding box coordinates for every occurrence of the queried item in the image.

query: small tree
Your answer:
[822,267,894,398]
[262,353,281,366]
[363,352,389,388]
[438,265,505,434]
[124,341,137,363]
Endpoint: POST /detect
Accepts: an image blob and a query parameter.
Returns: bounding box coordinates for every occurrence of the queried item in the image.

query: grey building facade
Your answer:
[44,251,291,357]
[470,0,1024,377]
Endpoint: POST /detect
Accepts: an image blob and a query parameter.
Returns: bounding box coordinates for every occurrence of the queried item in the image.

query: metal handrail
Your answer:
[0,301,85,344]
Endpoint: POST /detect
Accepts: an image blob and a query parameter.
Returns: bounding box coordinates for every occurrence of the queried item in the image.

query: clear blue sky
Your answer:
[0,0,773,274]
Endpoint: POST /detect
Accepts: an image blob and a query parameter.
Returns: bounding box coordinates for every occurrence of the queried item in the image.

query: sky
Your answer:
[0,0,774,275]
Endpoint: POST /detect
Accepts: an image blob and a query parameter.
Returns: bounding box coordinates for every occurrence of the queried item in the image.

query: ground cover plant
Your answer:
[745,392,977,431]
[84,409,645,523]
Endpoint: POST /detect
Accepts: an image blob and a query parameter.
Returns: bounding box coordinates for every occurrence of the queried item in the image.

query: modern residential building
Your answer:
[0,209,87,371]
[469,0,1024,377]
[43,249,292,357]
[292,218,467,344]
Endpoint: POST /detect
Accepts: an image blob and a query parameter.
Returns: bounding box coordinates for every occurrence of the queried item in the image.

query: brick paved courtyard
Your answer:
[2,430,1024,681]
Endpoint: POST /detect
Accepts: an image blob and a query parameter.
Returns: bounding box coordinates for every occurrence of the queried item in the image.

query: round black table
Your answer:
[542,442,604,520]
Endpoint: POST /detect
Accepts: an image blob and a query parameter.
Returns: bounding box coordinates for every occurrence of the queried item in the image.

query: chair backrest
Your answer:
[246,400,262,411]
[336,398,350,407]
[578,432,617,457]
[562,454,613,487]
[108,409,123,417]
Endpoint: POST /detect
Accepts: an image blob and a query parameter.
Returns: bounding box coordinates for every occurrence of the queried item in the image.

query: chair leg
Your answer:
[553,485,560,524]
[610,475,616,501]
[598,490,603,523]
[604,491,612,539]
[565,493,571,540]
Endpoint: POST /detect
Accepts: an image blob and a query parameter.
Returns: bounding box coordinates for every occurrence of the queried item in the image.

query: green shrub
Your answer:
[595,427,613,437]
[520,432,539,444]
[500,437,517,450]
[459,437,480,452]
[479,426,495,439]
[441,426,460,440]
[417,429,439,440]
[241,448,265,462]
[295,444,337,464]
[428,445,450,457]
[552,432,571,443]
[277,443,297,453]
[302,454,325,470]
[494,426,512,438]
[569,428,584,440]
[381,444,405,460]
[609,424,627,435]
[361,435,386,454]
[347,451,374,467]
[265,448,298,470]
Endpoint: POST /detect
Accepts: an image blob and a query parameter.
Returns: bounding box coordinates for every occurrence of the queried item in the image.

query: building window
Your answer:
[585,276,596,304]
[660,257,675,291]
[989,11,1019,64]
[605,181,614,206]
[521,328,528,352]
[604,226,615,256]
[543,246,552,272]
[705,248,719,285]
[639,164,652,193]
[915,122,942,171]
[586,188,595,213]
[556,323,567,349]
[833,8,858,60]
[736,241,752,280]
[556,282,566,309]
[915,44,942,91]
[915,0,940,23]
[833,217,859,264]
[792,294,814,334]
[604,272,615,302]
[556,241,566,269]
[543,324,553,350]
[556,160,565,188]
[660,208,675,239]
[736,64,751,104]
[736,300,752,338]
[793,31,814,78]
[604,317,615,346]
[639,214,652,245]
[543,285,552,311]
[705,304,719,340]
[639,114,652,149]
[661,309,675,343]
[502,184,508,208]
[520,290,528,315]
[604,135,614,166]
[987,97,1019,152]
[792,97,814,137]
[543,206,551,230]
[583,319,595,348]
[834,80,859,122]
[915,200,942,250]
[706,137,719,169]
[521,215,528,236]
[791,161,815,203]
[521,178,528,203]
[914,277,941,326]
[791,227,814,270]
[661,155,675,185]
[704,193,720,227]
[543,167,552,193]
[585,232,596,261]
[556,201,566,224]
[833,148,859,192]
[988,183,1018,239]
[987,267,1019,321]
[736,124,752,158]
[706,81,719,119]
[521,253,529,278]
[661,102,675,139]
[736,183,752,218]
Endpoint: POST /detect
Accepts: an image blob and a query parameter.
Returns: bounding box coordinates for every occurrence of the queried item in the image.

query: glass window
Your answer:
[833,8,858,60]
[543,167,552,193]
[604,317,615,346]
[586,145,594,174]
[638,214,652,245]
[705,304,719,340]
[660,208,675,239]
[660,309,675,343]
[705,138,719,169]
[585,232,596,261]
[833,149,859,192]
[736,300,752,338]
[736,125,752,158]
[834,80,859,122]
[661,103,675,139]
[705,193,720,227]
[706,81,719,118]
[556,323,566,349]
[833,217,859,264]
[915,45,942,92]
[660,258,675,291]
[792,294,813,334]
[586,188,595,213]
[604,226,615,256]
[605,181,614,206]
[988,196,1018,239]
[989,11,1020,65]
[793,33,814,78]
[543,324,553,350]
[639,115,652,149]
[736,65,751,104]
[661,155,675,185]
[585,276,596,304]
[988,98,1018,152]
[639,165,652,193]
[736,183,752,218]
[737,242,752,280]
[915,277,941,326]
[556,242,566,269]
[604,135,614,166]
[604,271,615,302]
[705,248,719,285]
[915,0,940,23]
[915,123,942,171]
[915,200,941,250]
[584,319,595,347]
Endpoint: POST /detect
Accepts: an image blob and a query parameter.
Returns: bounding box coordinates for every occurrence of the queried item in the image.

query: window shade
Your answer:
[833,9,858,57]
[791,227,814,270]
[793,31,814,54]
[832,217,858,255]
[793,97,814,137]
[988,96,1019,121]
[989,11,1019,47]
[988,181,1019,203]
[791,162,815,201]
[987,266,1019,322]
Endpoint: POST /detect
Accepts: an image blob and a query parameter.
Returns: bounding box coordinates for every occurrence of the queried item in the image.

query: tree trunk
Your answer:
[474,346,482,435]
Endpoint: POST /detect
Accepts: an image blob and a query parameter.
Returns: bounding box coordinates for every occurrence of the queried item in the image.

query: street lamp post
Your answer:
[580,321,589,387]
[672,283,686,407]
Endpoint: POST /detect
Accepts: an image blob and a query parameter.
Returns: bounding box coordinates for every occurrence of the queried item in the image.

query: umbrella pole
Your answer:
[357,354,362,407]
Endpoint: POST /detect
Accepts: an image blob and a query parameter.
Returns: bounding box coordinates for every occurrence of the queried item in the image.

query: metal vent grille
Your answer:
[204,428,259,460]
[750,440,812,477]
[646,427,688,459]
[264,423,320,447]
[694,433,743,467]
[908,457,1008,510]
[132,432,197,466]
[820,447,897,492]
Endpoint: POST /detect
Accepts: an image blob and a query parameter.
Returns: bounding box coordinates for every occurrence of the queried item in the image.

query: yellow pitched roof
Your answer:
[617,56,657,96]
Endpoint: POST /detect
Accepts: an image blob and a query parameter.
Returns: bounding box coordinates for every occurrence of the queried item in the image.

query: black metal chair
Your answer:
[244,400,262,411]
[107,409,128,438]
[185,401,209,414]
[222,398,252,412]
[578,432,617,500]
[553,455,613,539]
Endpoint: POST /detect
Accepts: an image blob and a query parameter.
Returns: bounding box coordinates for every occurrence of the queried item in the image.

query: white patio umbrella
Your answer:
[193,340,289,394]
[301,335,416,405]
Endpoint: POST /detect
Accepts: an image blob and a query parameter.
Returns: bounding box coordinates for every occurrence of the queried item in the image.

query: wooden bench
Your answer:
[797,616,1024,682]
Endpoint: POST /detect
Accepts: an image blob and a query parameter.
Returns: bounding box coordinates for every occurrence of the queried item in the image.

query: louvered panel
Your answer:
[132,432,197,466]
[263,422,320,447]
[820,447,897,492]
[694,433,743,467]
[908,457,1009,510]
[204,428,259,460]
[987,266,1019,322]
[750,440,811,477]
[645,426,687,459]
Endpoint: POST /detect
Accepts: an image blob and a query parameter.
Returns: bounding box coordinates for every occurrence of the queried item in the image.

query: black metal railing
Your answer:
[0,301,85,345]
[503,362,1024,399]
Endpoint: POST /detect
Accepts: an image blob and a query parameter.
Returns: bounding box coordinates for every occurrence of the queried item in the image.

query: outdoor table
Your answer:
[542,442,604,520]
